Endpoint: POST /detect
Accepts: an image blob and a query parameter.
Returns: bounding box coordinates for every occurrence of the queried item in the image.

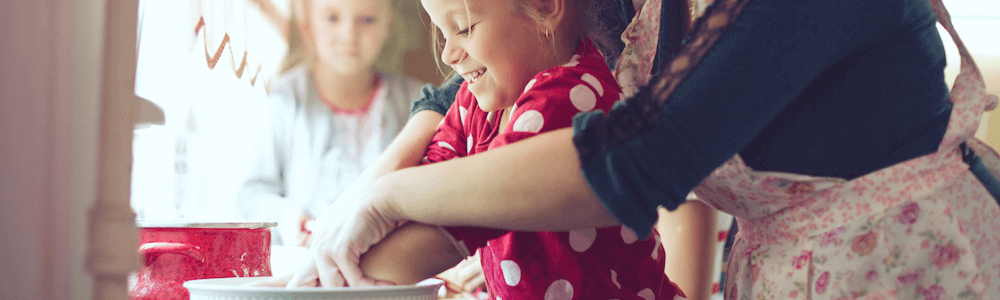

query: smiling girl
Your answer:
[286,0,685,298]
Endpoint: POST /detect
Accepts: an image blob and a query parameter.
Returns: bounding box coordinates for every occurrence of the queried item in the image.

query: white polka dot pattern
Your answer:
[512,110,544,133]
[500,260,521,286]
[651,234,661,260]
[611,269,621,289]
[581,73,604,97]
[563,54,581,67]
[459,106,468,126]
[524,78,537,94]
[621,227,638,245]
[438,141,456,152]
[570,84,597,112]
[466,135,473,154]
[638,288,655,300]
[568,228,597,252]
[544,279,574,300]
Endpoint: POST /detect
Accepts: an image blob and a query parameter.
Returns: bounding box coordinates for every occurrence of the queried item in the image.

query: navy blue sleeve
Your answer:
[409,74,464,118]
[575,0,916,237]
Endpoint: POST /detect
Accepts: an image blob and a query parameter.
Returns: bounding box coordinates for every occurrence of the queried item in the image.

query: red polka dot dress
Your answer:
[422,39,684,300]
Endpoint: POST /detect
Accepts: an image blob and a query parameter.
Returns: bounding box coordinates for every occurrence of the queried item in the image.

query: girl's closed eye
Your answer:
[359,15,377,26]
[457,24,475,36]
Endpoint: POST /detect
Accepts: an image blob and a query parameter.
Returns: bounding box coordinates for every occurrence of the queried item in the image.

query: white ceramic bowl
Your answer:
[183,277,444,300]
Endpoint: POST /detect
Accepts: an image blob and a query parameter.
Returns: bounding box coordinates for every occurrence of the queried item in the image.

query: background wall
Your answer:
[0,0,97,298]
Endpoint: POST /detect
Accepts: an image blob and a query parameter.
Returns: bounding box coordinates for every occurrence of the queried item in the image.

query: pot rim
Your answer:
[136,222,277,229]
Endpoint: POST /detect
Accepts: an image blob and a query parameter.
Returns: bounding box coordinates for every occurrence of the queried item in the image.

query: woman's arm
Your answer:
[376,128,619,232]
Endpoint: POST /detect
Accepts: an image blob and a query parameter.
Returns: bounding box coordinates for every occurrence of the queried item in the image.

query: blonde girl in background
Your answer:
[237,0,424,246]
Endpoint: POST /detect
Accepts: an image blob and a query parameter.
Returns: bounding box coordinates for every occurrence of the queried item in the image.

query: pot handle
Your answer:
[138,242,205,266]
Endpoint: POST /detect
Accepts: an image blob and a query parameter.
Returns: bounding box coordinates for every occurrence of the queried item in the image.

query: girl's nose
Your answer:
[440,39,466,66]
[340,21,357,43]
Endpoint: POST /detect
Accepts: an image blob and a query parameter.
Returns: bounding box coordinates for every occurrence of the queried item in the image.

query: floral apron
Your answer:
[687,1,1000,298]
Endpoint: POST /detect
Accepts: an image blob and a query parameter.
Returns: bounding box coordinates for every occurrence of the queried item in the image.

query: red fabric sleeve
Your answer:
[421,91,469,165]
[493,69,615,148]
[427,64,619,256]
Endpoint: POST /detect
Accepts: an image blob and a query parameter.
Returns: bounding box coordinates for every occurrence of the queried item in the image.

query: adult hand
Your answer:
[286,184,400,288]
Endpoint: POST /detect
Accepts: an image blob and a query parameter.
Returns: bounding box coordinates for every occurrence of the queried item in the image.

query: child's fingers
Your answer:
[304,219,315,233]
[316,253,349,287]
[461,273,486,293]
[455,260,483,286]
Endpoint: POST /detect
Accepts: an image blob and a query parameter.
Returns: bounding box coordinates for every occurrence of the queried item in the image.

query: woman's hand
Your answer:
[286,183,400,287]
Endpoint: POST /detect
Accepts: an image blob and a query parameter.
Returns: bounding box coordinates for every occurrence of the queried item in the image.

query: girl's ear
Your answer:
[535,0,568,32]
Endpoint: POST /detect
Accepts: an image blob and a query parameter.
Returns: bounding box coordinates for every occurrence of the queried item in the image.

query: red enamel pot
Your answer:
[129,222,276,300]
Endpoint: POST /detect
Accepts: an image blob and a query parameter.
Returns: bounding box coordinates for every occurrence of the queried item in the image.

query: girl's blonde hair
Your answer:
[280,0,423,74]
[430,0,621,82]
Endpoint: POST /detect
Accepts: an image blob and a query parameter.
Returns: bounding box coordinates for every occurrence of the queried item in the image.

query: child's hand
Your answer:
[451,251,486,293]
[280,210,314,247]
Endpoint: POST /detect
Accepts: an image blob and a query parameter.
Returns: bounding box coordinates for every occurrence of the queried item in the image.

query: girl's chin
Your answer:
[473,95,516,113]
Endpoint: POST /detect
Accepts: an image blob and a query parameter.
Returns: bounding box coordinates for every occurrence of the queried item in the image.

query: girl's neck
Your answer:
[312,65,379,111]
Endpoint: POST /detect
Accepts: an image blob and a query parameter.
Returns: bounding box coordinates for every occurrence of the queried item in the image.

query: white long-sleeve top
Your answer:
[237,66,423,243]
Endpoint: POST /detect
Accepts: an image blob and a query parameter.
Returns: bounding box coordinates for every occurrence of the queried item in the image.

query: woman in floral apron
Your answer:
[580,0,1000,298]
[289,0,1000,298]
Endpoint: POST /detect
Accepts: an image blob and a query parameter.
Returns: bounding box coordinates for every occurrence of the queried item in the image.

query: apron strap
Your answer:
[930,0,988,86]
[931,0,1000,205]
[930,0,1000,152]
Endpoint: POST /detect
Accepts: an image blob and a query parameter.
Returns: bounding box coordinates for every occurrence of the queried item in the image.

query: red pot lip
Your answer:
[136,222,277,229]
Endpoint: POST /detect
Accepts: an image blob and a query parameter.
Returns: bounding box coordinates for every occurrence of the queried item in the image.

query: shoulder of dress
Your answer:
[268,66,315,107]
[379,72,426,93]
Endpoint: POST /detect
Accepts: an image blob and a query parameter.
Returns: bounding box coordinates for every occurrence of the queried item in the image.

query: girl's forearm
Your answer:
[378,128,620,232]
[359,111,444,183]
[359,222,464,285]
[658,201,718,300]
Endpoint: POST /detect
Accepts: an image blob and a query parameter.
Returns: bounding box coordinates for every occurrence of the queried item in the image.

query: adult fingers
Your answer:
[302,232,314,247]
[316,251,347,287]
[336,252,378,287]
[286,258,320,287]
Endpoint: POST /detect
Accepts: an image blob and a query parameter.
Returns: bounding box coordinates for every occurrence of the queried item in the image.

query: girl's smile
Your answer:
[423,0,563,112]
[461,68,487,84]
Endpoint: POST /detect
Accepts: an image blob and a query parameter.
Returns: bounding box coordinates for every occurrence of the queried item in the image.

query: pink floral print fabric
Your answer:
[614,0,662,97]
[691,0,1000,299]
